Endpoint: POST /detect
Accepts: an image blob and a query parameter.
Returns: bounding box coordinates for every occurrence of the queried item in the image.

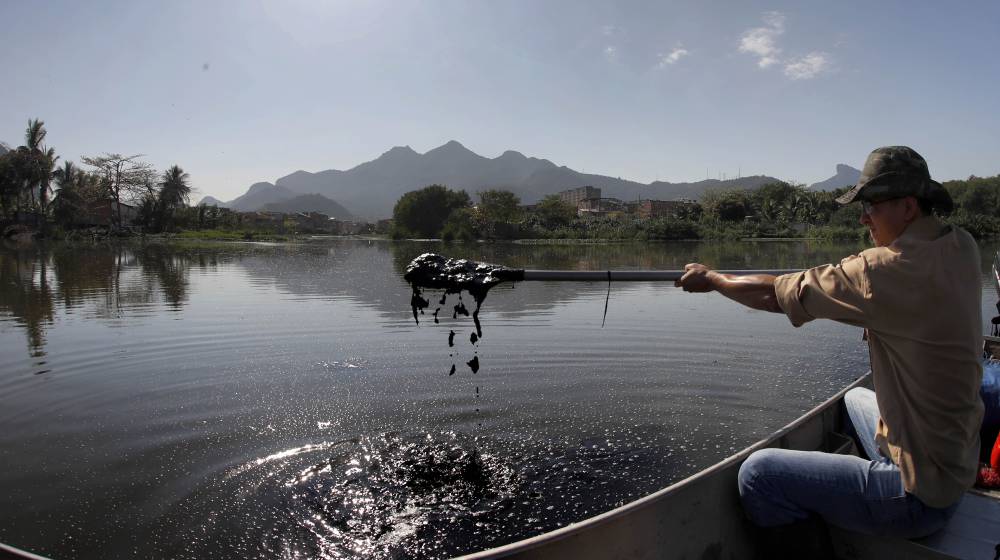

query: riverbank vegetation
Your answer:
[391,175,1000,242]
[0,119,340,241]
[0,119,203,237]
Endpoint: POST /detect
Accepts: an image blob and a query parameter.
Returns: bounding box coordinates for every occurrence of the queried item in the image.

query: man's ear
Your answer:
[903,196,922,221]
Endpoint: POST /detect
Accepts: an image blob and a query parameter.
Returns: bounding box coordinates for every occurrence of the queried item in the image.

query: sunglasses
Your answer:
[861,198,901,215]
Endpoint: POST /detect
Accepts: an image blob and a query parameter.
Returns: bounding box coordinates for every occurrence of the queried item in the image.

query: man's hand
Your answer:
[675,263,717,292]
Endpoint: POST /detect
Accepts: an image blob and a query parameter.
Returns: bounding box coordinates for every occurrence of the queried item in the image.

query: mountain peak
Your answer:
[809,164,861,191]
[379,145,419,159]
[247,181,276,194]
[498,150,526,160]
[425,140,474,155]
[198,195,227,207]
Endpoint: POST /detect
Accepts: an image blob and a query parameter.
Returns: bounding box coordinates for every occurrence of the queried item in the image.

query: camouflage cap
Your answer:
[835,146,953,212]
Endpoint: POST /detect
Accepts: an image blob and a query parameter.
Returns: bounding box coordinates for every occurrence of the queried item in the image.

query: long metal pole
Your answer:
[519,269,800,282]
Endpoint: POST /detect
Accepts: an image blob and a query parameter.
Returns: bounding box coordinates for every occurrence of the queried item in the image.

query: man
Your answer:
[676,146,983,540]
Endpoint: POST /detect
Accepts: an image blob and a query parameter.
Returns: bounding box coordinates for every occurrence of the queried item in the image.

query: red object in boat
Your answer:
[991,430,1000,470]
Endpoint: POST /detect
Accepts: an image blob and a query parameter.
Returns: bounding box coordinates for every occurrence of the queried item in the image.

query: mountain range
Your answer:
[202,141,786,219]
[0,136,863,216]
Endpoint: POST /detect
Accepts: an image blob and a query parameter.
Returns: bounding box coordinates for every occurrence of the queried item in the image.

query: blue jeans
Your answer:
[737,387,958,538]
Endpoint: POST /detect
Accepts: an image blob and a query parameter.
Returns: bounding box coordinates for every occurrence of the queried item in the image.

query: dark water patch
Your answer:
[453,300,469,319]
[166,432,521,559]
[467,356,480,374]
[157,429,691,559]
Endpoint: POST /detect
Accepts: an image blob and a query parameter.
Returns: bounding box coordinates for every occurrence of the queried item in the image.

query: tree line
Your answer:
[390,186,578,241]
[392,175,1000,242]
[0,118,194,233]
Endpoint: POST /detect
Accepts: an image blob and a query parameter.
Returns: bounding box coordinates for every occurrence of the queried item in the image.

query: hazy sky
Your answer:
[3,0,999,201]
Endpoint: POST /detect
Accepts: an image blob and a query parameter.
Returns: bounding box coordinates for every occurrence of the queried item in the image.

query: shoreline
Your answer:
[1,230,859,246]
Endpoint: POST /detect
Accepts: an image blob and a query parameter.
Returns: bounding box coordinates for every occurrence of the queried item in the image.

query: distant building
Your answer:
[557,186,601,208]
[578,197,626,217]
[635,199,696,219]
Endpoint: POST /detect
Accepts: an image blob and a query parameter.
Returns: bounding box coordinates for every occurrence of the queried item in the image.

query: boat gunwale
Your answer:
[459,371,873,559]
[0,542,51,560]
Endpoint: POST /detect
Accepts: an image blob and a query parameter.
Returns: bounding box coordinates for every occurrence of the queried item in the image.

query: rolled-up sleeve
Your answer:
[773,254,870,328]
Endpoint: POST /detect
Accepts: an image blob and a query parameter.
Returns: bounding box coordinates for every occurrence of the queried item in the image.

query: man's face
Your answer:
[859,196,919,247]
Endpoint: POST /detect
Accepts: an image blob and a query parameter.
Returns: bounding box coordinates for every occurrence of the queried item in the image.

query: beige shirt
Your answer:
[774,216,984,508]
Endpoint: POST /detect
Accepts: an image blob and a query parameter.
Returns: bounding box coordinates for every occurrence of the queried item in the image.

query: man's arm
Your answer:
[675,263,783,313]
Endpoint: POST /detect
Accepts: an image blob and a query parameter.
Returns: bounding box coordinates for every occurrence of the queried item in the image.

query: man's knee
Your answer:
[739,449,795,528]
[738,448,784,498]
[844,386,875,410]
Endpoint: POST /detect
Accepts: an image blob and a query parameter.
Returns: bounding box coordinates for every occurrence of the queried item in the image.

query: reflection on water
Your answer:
[0,238,994,559]
[0,242,209,357]
[0,238,872,368]
[1,238,870,360]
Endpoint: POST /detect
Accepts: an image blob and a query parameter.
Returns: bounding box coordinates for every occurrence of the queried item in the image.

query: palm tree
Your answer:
[157,165,191,231]
[19,119,56,212]
[53,161,76,189]
[158,165,191,209]
[25,119,47,151]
